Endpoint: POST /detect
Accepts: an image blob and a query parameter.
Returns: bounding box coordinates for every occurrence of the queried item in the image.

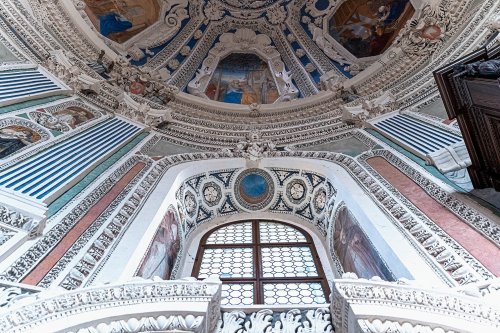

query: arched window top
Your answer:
[193,220,330,306]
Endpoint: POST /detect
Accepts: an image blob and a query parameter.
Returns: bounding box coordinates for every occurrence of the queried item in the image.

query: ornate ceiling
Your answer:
[75,0,419,103]
[15,0,492,139]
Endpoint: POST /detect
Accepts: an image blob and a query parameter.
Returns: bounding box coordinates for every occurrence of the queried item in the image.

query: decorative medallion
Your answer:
[184,191,197,217]
[129,81,145,95]
[286,179,307,204]
[234,169,275,211]
[421,25,442,40]
[202,181,222,207]
[313,188,327,214]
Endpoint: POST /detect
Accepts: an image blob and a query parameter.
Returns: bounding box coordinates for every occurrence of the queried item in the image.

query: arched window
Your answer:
[193,220,330,306]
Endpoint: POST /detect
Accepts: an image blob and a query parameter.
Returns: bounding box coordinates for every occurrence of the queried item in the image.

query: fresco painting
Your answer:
[333,206,394,280]
[0,125,41,158]
[328,0,414,58]
[52,107,95,129]
[83,0,160,43]
[137,210,181,280]
[205,53,280,105]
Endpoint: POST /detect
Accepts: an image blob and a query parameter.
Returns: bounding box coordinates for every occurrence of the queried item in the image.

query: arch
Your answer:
[0,117,50,159]
[192,219,331,306]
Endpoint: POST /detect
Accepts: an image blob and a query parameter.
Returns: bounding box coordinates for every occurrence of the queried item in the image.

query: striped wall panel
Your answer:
[0,69,64,105]
[0,118,142,202]
[374,115,463,155]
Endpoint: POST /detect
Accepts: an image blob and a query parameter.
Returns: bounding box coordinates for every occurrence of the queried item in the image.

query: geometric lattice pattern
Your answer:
[260,222,306,243]
[263,282,326,305]
[194,220,329,305]
[206,222,253,244]
[221,283,254,306]
[198,248,254,279]
[261,247,318,277]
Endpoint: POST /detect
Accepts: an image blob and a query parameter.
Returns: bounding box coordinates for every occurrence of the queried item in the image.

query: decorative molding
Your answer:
[0,277,222,333]
[218,308,333,333]
[331,276,500,333]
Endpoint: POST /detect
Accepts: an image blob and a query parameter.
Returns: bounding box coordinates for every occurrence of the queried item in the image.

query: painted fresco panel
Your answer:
[0,125,41,158]
[83,0,160,43]
[52,106,95,129]
[328,0,414,58]
[205,53,280,105]
[333,206,394,280]
[137,210,181,280]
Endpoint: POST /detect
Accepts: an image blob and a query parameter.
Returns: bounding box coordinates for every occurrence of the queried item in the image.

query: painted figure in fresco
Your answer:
[52,107,95,129]
[329,0,413,58]
[205,53,281,105]
[137,210,181,279]
[0,126,40,158]
[83,0,160,43]
[99,13,133,37]
[333,207,394,280]
[223,80,244,104]
[241,83,258,105]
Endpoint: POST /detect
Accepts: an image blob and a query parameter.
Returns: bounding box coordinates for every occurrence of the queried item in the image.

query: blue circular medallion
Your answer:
[234,169,274,210]
[241,174,268,199]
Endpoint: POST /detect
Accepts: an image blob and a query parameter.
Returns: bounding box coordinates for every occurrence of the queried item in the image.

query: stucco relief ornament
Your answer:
[204,1,225,21]
[396,0,451,56]
[29,111,71,133]
[234,130,278,161]
[488,15,500,42]
[309,23,351,66]
[319,70,343,91]
[266,5,287,25]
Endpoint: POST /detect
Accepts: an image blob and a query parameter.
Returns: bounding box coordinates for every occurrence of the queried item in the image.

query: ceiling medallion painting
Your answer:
[82,0,161,43]
[234,169,275,211]
[327,0,414,58]
[205,53,280,105]
[188,29,299,103]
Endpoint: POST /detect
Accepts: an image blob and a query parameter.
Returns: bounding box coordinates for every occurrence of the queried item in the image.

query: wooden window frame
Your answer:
[192,220,330,305]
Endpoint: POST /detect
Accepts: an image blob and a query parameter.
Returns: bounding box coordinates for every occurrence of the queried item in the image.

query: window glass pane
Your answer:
[263,282,326,305]
[221,283,254,306]
[198,248,254,278]
[206,222,253,244]
[261,246,318,277]
[259,222,307,243]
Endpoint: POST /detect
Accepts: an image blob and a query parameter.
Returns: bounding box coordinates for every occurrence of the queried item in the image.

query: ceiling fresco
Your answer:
[205,53,281,105]
[75,0,417,104]
[327,0,415,58]
[83,0,161,43]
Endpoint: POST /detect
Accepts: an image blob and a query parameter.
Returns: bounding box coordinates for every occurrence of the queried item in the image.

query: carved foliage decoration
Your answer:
[217,308,333,333]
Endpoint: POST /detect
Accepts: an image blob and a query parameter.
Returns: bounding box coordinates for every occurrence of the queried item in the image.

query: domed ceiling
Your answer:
[77,0,415,104]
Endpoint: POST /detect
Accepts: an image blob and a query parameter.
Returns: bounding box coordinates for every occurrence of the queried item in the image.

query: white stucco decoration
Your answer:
[187,28,299,103]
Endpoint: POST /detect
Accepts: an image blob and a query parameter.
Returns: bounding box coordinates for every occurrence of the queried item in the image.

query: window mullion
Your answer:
[253,220,263,304]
